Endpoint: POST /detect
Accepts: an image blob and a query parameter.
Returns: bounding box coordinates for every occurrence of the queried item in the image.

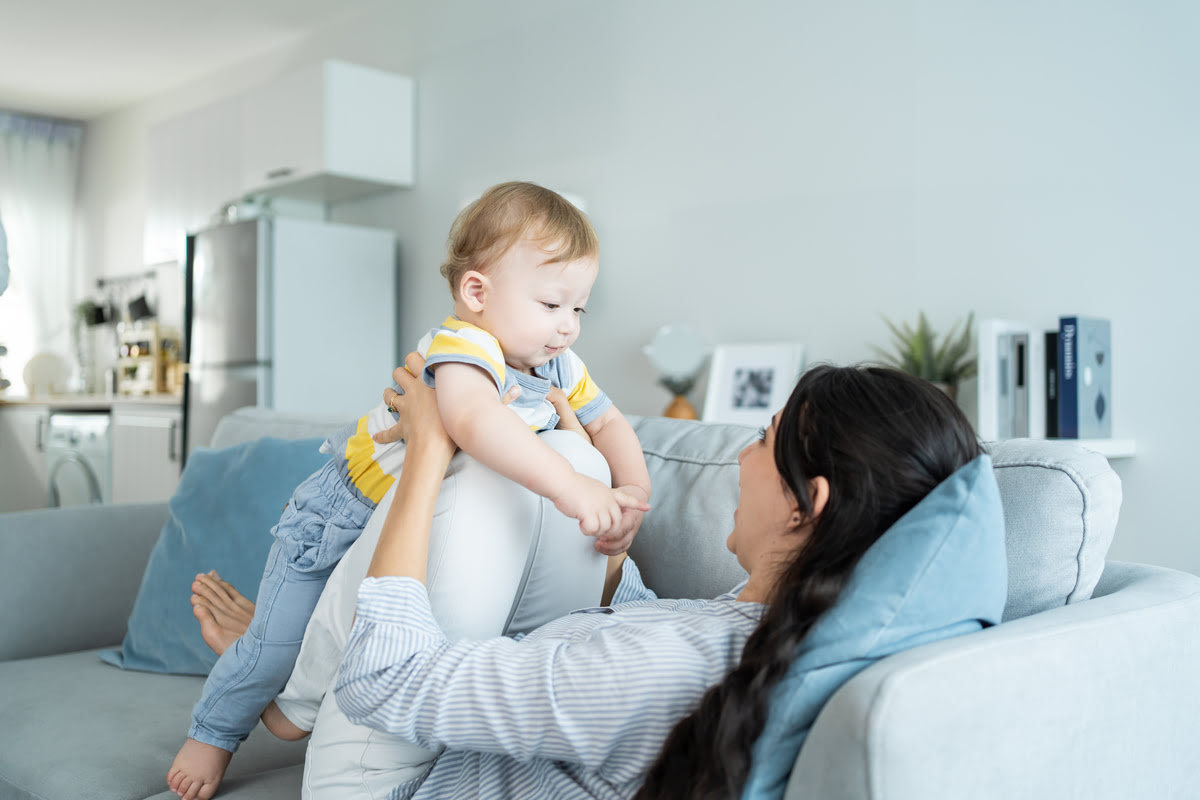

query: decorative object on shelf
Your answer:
[117,321,181,396]
[976,318,1047,441]
[874,311,976,401]
[22,351,71,397]
[643,324,709,419]
[702,341,805,426]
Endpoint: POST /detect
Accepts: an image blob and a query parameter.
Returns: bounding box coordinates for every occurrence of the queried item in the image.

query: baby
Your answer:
[167,182,652,800]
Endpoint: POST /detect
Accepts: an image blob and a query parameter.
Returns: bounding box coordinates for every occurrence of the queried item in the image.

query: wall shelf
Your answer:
[1071,438,1136,459]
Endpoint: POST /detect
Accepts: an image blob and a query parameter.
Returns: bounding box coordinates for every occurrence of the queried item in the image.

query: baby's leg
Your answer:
[168,541,331,800]
[271,484,401,735]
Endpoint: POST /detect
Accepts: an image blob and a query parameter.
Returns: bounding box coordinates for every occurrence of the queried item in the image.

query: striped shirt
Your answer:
[323,315,612,506]
[335,558,763,799]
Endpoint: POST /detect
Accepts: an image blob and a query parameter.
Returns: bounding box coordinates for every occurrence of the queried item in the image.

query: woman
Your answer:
[323,352,981,798]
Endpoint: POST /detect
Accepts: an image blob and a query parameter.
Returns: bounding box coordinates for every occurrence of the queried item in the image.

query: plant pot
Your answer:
[663,395,699,420]
[931,382,958,403]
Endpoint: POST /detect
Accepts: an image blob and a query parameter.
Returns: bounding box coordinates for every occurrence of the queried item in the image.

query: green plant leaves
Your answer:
[875,311,977,384]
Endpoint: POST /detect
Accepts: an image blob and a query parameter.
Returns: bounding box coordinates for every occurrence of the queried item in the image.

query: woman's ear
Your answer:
[786,476,829,531]
[459,271,488,313]
[804,476,830,523]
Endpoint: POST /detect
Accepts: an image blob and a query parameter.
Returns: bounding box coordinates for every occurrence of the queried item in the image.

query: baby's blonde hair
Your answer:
[440,182,599,298]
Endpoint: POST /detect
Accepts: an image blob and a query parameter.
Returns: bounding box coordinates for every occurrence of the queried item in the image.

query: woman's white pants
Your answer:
[272,431,611,799]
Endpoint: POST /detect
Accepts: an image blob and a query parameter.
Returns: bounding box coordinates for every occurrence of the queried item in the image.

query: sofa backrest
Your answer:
[627,416,751,600]
[207,408,1122,620]
[210,407,349,450]
[986,439,1121,620]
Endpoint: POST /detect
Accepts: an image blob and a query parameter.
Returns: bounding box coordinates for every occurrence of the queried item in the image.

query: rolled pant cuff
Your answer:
[187,722,244,754]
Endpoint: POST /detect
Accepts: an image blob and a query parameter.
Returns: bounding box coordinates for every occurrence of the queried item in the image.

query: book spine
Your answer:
[1059,318,1079,438]
[1012,333,1029,438]
[996,333,1014,439]
[1044,331,1059,438]
[1077,318,1113,438]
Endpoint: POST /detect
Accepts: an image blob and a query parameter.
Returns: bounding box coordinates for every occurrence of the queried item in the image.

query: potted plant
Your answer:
[873,311,976,401]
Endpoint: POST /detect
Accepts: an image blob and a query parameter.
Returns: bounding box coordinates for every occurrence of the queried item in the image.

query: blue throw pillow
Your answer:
[740,454,1009,800]
[99,437,331,675]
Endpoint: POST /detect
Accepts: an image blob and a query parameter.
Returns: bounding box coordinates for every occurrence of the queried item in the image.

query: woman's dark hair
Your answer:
[635,364,981,800]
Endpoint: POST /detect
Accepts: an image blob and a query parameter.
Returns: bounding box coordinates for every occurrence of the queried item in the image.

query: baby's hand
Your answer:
[554,474,650,539]
[593,485,649,556]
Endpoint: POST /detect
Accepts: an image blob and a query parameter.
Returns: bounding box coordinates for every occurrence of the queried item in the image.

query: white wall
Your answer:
[78,0,1200,574]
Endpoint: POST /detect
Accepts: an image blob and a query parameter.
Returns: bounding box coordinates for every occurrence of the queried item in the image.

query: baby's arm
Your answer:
[583,406,652,554]
[433,363,646,537]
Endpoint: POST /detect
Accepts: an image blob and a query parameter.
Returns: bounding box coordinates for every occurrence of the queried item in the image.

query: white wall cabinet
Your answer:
[111,406,182,504]
[144,60,413,264]
[0,406,50,512]
[144,95,243,264]
[239,60,414,203]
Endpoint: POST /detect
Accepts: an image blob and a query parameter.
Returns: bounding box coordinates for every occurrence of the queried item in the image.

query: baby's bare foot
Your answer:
[191,570,255,656]
[166,738,232,800]
[261,700,311,741]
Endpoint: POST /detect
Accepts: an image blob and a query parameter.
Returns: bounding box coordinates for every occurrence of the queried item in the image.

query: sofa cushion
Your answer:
[988,439,1122,621]
[144,764,303,799]
[0,650,305,800]
[742,453,1008,800]
[100,436,331,675]
[627,416,753,600]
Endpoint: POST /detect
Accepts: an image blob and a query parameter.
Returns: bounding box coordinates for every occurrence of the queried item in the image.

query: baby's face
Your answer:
[476,237,598,373]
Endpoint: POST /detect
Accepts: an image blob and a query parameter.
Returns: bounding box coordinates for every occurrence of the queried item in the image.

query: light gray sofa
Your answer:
[2,407,1198,800]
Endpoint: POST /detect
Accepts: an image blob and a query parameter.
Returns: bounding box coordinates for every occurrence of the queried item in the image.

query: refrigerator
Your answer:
[182,216,397,461]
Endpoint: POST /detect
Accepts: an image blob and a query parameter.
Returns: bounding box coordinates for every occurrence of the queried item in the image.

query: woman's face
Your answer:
[727,413,807,579]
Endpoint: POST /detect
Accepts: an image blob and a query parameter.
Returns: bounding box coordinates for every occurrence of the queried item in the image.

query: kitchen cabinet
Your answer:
[143,60,413,265]
[144,95,243,264]
[0,405,50,512]
[111,405,182,504]
[239,60,414,203]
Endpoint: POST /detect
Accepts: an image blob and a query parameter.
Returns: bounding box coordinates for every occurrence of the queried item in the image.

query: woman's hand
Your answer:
[547,387,589,440]
[371,353,456,464]
[373,356,521,451]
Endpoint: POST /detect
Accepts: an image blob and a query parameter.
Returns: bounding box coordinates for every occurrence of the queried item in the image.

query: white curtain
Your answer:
[0,113,83,395]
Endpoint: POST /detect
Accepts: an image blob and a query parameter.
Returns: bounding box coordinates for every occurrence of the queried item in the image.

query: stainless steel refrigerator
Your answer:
[182,216,397,461]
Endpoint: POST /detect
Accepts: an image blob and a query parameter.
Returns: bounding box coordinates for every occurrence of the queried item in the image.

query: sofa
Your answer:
[2,407,1198,800]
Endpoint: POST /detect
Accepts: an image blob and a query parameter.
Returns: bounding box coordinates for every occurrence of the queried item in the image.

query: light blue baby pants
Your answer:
[188,458,375,752]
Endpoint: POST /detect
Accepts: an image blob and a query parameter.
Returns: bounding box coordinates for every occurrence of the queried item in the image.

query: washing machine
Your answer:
[46,412,112,506]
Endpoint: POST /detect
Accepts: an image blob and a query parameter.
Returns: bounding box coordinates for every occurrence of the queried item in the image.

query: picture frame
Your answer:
[702,342,806,426]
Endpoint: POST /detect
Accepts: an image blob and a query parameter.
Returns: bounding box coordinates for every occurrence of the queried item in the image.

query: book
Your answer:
[976,319,1046,441]
[977,319,1023,440]
[1044,331,1059,438]
[1058,317,1112,439]
[1011,332,1029,438]
[996,333,1014,440]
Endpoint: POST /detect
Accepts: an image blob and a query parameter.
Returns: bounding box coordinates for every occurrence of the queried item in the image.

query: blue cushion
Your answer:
[741,453,1008,799]
[99,437,330,675]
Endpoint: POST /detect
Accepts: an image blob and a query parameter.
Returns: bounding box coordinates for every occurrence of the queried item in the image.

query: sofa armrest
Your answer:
[0,503,167,661]
[788,561,1200,800]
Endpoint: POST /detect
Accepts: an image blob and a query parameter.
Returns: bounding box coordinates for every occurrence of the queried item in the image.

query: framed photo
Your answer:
[702,342,806,426]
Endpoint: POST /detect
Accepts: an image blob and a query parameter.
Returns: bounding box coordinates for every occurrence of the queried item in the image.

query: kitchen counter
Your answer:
[0,393,181,410]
